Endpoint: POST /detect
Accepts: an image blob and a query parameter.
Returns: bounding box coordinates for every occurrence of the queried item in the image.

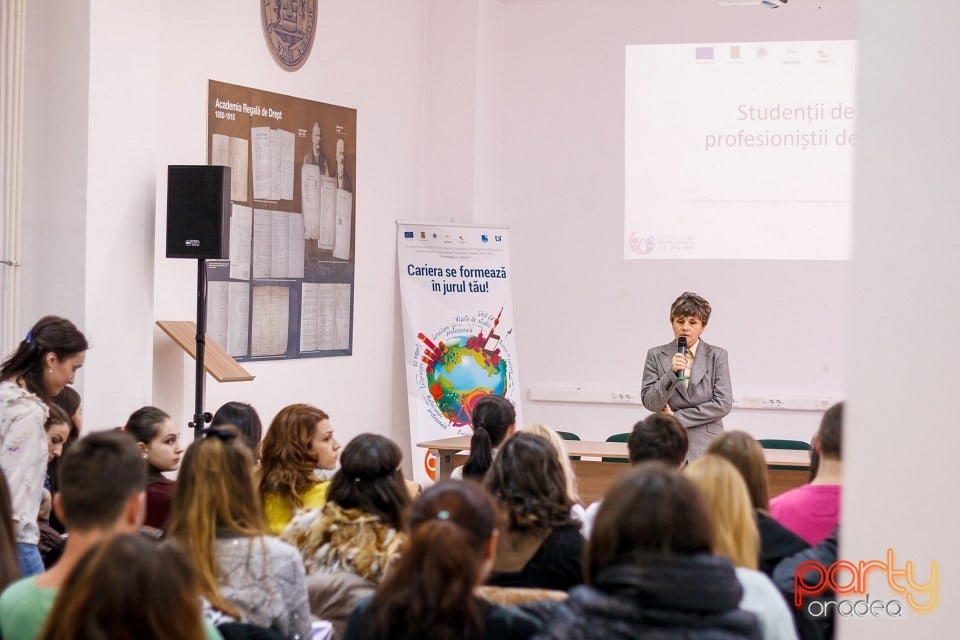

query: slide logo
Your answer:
[794,549,938,618]
[628,233,656,255]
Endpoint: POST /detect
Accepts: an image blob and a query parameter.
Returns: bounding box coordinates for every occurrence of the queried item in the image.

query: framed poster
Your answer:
[206,80,357,361]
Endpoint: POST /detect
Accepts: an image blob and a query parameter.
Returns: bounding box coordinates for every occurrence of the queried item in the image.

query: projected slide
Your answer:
[625,40,856,260]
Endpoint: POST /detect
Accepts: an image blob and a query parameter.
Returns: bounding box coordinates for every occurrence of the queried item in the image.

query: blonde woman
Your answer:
[167,426,311,639]
[706,431,809,575]
[686,455,798,640]
[523,424,583,521]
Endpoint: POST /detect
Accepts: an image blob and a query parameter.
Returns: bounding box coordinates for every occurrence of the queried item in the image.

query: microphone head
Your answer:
[677,336,687,350]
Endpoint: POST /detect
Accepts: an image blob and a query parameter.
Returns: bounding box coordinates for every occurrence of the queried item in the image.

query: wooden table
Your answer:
[417,435,811,504]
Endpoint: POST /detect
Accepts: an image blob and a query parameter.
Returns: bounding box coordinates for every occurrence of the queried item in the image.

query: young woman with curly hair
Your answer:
[483,432,584,591]
[258,404,340,535]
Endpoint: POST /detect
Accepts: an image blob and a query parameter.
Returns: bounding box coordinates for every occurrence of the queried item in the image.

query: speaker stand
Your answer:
[188,259,212,438]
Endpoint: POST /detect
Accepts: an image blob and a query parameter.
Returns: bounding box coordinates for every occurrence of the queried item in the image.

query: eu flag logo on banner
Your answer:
[404,231,414,239]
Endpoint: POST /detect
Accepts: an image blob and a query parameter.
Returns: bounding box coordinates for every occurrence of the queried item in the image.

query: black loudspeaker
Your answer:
[166,165,231,259]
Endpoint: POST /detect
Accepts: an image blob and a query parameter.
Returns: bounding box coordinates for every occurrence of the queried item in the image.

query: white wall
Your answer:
[21,0,859,459]
[21,0,89,352]
[497,0,857,442]
[149,0,428,468]
[81,0,160,428]
[842,0,960,635]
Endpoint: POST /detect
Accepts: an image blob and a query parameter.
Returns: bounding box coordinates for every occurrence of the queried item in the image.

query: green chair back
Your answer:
[758,439,811,451]
[556,431,581,461]
[603,432,631,463]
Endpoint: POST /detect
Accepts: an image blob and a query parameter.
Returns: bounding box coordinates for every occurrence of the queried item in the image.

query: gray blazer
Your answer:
[641,339,733,461]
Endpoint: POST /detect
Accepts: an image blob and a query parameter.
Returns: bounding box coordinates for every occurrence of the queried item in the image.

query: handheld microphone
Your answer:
[676,336,687,381]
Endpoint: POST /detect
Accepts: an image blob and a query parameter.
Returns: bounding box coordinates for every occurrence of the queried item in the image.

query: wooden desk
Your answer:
[417,436,810,504]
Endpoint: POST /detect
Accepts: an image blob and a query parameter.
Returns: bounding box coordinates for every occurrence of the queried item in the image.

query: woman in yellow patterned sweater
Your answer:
[258,404,341,535]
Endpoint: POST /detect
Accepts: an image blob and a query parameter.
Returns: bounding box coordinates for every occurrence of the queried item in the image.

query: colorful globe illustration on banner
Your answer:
[424,337,508,426]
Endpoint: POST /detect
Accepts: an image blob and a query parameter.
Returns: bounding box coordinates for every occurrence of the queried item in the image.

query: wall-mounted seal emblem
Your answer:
[261,0,317,71]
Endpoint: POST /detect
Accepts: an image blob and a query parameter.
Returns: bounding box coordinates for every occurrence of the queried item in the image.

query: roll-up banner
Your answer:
[396,223,522,482]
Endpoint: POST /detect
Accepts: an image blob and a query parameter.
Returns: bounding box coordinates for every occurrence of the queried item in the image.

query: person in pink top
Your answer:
[769,402,843,545]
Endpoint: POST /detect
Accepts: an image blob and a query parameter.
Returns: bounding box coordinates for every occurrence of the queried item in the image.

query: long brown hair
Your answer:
[369,481,498,640]
[0,316,87,403]
[586,463,713,584]
[38,534,203,640]
[258,404,330,509]
[484,432,576,535]
[167,426,264,617]
[706,430,770,510]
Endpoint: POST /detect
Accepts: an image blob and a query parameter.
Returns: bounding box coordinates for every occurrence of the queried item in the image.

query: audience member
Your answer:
[282,433,409,637]
[456,394,516,481]
[124,405,183,533]
[212,401,263,459]
[167,425,311,639]
[0,471,20,591]
[0,316,87,576]
[0,431,220,639]
[344,480,539,640]
[42,406,70,470]
[36,490,63,569]
[50,386,82,436]
[581,413,688,538]
[523,424,583,520]
[771,525,839,640]
[259,404,340,535]
[707,431,809,575]
[686,455,799,640]
[528,463,758,639]
[769,403,843,545]
[484,433,584,591]
[37,534,204,640]
[628,413,690,467]
[47,386,82,533]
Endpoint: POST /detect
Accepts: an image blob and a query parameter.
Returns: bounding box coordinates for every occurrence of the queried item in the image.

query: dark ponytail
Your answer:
[462,426,492,480]
[461,395,515,480]
[370,481,497,640]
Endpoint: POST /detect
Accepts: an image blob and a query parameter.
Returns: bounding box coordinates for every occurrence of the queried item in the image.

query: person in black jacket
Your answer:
[528,463,760,640]
[484,433,584,592]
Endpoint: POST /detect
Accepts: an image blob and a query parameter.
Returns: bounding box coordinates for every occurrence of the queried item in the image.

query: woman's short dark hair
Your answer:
[462,394,515,480]
[484,432,576,535]
[669,291,712,325]
[211,401,263,455]
[1,316,88,402]
[327,433,410,531]
[586,462,713,584]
